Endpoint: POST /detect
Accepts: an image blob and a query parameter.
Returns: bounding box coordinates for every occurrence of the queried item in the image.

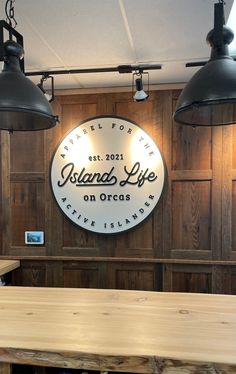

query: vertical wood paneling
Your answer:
[162,91,173,259]
[211,266,236,294]
[61,100,97,251]
[172,123,211,170]
[232,181,236,252]
[107,263,161,291]
[63,262,99,288]
[10,131,44,172]
[163,264,212,293]
[61,100,97,134]
[230,269,236,294]
[212,266,231,294]
[11,182,45,246]
[172,271,212,293]
[0,363,11,374]
[232,125,236,169]
[113,91,162,257]
[1,132,11,255]
[45,98,64,257]
[170,93,223,261]
[222,126,232,260]
[12,262,46,287]
[114,215,154,251]
[63,223,98,248]
[211,127,223,260]
[1,89,236,295]
[0,133,2,254]
[172,181,211,251]
[46,261,64,287]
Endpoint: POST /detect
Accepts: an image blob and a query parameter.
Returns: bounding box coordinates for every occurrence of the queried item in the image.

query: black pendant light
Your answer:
[0,0,58,132]
[173,1,236,127]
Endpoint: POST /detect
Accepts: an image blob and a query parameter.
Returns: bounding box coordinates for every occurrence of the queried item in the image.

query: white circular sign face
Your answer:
[50,116,165,234]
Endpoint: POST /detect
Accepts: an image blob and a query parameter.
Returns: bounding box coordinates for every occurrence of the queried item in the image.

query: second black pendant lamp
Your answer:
[174,0,236,127]
[0,0,58,132]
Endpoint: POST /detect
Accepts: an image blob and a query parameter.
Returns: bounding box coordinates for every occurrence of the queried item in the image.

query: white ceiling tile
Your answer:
[123,0,233,63]
[15,0,136,69]
[0,0,233,88]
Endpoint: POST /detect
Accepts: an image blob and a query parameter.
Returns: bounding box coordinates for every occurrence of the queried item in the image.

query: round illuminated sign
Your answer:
[50,116,165,234]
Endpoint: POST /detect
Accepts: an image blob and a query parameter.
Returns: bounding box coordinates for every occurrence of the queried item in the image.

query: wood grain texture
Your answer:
[232,182,236,254]
[10,182,45,246]
[4,90,219,262]
[0,287,236,373]
[1,89,236,295]
[163,264,212,293]
[1,132,10,256]
[222,125,232,261]
[172,181,211,251]
[211,126,223,261]
[162,90,173,259]
[106,262,160,290]
[0,260,20,276]
[172,120,212,171]
[0,363,11,374]
[1,350,236,374]
[45,98,63,258]
[12,262,46,287]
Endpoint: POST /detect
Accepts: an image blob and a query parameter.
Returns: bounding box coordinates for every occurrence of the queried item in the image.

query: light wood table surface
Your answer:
[0,260,20,276]
[0,287,236,373]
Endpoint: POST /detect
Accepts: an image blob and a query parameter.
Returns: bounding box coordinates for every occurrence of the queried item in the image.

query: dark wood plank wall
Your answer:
[1,89,236,294]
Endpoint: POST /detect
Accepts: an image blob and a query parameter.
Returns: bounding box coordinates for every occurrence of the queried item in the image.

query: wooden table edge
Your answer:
[0,260,20,277]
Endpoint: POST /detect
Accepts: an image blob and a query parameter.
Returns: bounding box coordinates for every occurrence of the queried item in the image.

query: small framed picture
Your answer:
[25,231,44,245]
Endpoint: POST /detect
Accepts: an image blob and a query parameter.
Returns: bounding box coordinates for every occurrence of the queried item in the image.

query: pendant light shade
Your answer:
[0,40,58,131]
[174,2,236,127]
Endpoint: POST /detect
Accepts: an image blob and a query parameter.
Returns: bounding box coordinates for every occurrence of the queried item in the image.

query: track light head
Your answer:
[37,75,55,103]
[133,73,149,102]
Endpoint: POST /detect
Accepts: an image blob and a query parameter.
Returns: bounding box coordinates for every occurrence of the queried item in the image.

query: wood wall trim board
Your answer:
[3,255,236,266]
[10,172,45,182]
[54,83,185,96]
[168,263,212,273]
[8,247,47,257]
[45,99,63,257]
[170,249,212,260]
[222,126,233,260]
[162,90,173,259]
[171,170,212,181]
[152,92,164,258]
[211,126,223,260]
[1,132,10,256]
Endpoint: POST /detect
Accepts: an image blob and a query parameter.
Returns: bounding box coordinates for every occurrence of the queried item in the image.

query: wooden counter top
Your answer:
[0,287,236,373]
[0,260,20,276]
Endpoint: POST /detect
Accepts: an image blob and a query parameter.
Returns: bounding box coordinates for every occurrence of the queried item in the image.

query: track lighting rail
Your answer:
[186,56,236,67]
[25,64,162,77]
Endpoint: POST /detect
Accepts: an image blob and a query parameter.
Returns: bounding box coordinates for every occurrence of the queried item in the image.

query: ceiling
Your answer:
[1,0,235,90]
